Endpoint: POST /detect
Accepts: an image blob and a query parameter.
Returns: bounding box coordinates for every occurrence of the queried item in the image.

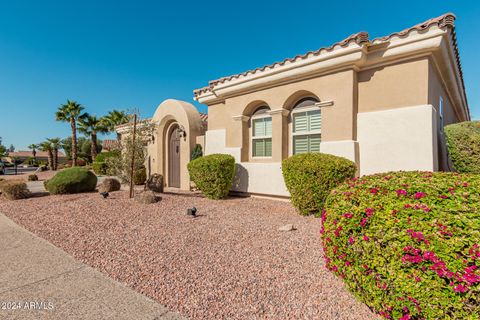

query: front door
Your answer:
[168,129,181,188]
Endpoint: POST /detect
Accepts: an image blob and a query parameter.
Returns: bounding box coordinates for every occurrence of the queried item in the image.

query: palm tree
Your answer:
[55,100,85,166]
[78,114,108,161]
[39,141,54,170]
[28,144,38,164]
[103,110,129,139]
[47,138,61,170]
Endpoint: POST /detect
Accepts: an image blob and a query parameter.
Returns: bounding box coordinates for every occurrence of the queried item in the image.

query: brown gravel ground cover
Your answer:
[0,191,377,319]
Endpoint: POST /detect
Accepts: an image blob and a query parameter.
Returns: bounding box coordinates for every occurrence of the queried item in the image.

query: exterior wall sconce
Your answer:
[176,125,186,139]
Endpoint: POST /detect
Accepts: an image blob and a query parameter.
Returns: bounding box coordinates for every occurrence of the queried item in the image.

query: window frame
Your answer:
[290,104,322,155]
[251,112,273,159]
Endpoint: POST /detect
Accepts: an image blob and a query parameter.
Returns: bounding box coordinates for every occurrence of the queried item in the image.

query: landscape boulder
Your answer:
[145,173,164,193]
[134,191,160,204]
[98,178,121,193]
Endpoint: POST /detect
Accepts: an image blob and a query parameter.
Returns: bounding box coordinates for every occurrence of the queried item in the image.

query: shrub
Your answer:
[94,150,120,163]
[98,178,121,193]
[282,153,356,215]
[45,167,97,194]
[92,162,107,175]
[445,121,480,174]
[191,144,203,161]
[1,181,31,200]
[133,166,147,185]
[187,154,235,199]
[28,174,38,181]
[321,171,480,319]
[43,179,49,189]
[67,158,86,167]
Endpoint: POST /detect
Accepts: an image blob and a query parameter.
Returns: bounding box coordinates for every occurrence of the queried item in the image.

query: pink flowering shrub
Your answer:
[321,171,480,319]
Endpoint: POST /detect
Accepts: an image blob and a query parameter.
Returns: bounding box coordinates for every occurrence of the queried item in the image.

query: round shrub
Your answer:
[187,154,235,199]
[321,171,480,319]
[282,153,356,215]
[92,162,107,175]
[1,181,31,200]
[28,174,38,181]
[98,178,121,193]
[133,166,147,185]
[445,121,480,173]
[45,167,97,194]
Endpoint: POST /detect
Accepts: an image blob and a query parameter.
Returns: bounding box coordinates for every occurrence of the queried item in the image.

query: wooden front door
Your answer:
[168,129,181,188]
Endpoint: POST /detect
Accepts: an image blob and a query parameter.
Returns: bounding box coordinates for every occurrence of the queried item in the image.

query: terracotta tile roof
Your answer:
[115,113,208,131]
[194,13,466,110]
[8,151,66,158]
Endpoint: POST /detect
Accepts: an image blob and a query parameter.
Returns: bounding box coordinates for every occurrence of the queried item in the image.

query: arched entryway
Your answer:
[168,124,181,188]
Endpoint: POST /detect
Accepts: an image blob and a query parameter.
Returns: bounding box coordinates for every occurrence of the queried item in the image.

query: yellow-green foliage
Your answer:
[45,167,97,194]
[445,121,480,173]
[282,153,356,215]
[187,154,235,199]
[322,171,480,319]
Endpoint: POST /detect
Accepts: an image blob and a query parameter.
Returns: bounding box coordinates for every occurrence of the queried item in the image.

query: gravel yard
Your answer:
[0,191,377,319]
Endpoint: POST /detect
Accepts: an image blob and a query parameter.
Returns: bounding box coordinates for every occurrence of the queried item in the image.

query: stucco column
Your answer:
[268,108,289,162]
[232,115,250,162]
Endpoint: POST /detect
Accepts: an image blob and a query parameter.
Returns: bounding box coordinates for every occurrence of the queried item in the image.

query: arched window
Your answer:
[291,98,321,154]
[251,106,272,158]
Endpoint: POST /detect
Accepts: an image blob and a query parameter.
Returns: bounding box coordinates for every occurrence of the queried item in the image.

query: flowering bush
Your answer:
[321,171,480,319]
[282,153,356,215]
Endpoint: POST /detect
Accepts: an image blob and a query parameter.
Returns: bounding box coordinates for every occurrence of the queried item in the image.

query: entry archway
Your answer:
[168,123,181,188]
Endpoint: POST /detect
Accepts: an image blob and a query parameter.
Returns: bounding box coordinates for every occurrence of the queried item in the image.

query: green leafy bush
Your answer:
[282,153,356,215]
[187,154,235,199]
[321,171,480,319]
[45,167,97,194]
[92,162,107,175]
[445,121,480,173]
[1,181,31,200]
[133,166,147,185]
[28,174,38,181]
[94,150,120,163]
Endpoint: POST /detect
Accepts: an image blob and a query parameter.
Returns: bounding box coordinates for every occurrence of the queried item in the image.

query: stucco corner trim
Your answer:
[232,115,250,122]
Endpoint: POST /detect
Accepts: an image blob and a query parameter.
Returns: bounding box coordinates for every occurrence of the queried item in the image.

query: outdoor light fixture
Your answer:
[176,126,186,139]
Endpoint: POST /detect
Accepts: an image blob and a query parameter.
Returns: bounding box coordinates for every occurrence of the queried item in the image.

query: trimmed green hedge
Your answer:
[445,121,480,174]
[45,167,97,194]
[187,154,235,199]
[321,171,480,319]
[94,150,120,163]
[282,153,356,215]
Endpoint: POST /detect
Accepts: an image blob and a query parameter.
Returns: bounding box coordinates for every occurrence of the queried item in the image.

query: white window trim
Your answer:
[290,105,321,155]
[251,113,272,159]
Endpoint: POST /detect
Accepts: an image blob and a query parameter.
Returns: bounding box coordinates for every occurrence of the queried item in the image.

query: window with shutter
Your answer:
[291,101,321,155]
[252,113,272,157]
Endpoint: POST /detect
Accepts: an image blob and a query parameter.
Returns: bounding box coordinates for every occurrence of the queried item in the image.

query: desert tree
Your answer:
[55,100,85,166]
[78,113,108,161]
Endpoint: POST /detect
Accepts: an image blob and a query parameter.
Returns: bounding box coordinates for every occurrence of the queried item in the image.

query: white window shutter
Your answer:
[293,135,309,154]
[264,118,272,136]
[293,112,308,132]
[308,110,321,131]
[309,134,321,153]
[264,138,272,157]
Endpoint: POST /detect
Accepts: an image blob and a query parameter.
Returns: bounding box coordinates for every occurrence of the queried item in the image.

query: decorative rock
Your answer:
[99,178,121,193]
[134,190,160,204]
[278,224,296,232]
[145,174,164,193]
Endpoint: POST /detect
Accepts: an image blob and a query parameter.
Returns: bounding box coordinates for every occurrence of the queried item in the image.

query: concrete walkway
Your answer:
[0,213,185,320]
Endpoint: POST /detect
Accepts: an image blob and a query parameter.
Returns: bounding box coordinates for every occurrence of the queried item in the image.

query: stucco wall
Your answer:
[357,105,438,175]
[358,58,429,113]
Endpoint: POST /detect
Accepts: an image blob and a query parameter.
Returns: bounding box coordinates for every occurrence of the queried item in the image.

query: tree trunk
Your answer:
[53,148,58,170]
[48,150,53,170]
[71,119,77,166]
[91,132,98,161]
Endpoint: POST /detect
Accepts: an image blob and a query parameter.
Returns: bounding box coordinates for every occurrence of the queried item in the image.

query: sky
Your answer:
[0,0,479,150]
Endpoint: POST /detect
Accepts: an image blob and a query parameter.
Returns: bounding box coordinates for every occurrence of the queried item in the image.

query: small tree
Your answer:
[191,144,203,161]
[0,137,7,158]
[105,114,155,188]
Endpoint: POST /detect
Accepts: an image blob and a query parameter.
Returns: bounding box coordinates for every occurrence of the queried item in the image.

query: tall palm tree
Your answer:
[47,138,61,170]
[39,141,54,170]
[55,100,85,166]
[78,114,108,161]
[103,110,129,140]
[28,144,38,163]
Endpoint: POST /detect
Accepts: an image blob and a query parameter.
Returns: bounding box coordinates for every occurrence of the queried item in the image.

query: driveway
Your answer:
[0,213,185,320]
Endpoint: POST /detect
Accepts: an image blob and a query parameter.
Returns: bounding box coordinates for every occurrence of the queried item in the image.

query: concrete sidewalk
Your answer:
[0,213,185,320]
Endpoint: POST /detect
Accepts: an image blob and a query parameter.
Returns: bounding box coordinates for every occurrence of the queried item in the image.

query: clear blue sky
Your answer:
[0,0,479,150]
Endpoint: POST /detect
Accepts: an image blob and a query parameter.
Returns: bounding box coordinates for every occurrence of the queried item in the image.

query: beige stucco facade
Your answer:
[193,13,469,197]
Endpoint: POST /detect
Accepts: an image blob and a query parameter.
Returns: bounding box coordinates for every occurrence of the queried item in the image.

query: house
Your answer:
[118,13,470,198]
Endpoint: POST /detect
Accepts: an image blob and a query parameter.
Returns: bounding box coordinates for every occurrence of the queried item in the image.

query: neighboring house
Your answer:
[101,139,120,152]
[5,151,67,163]
[118,13,470,198]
